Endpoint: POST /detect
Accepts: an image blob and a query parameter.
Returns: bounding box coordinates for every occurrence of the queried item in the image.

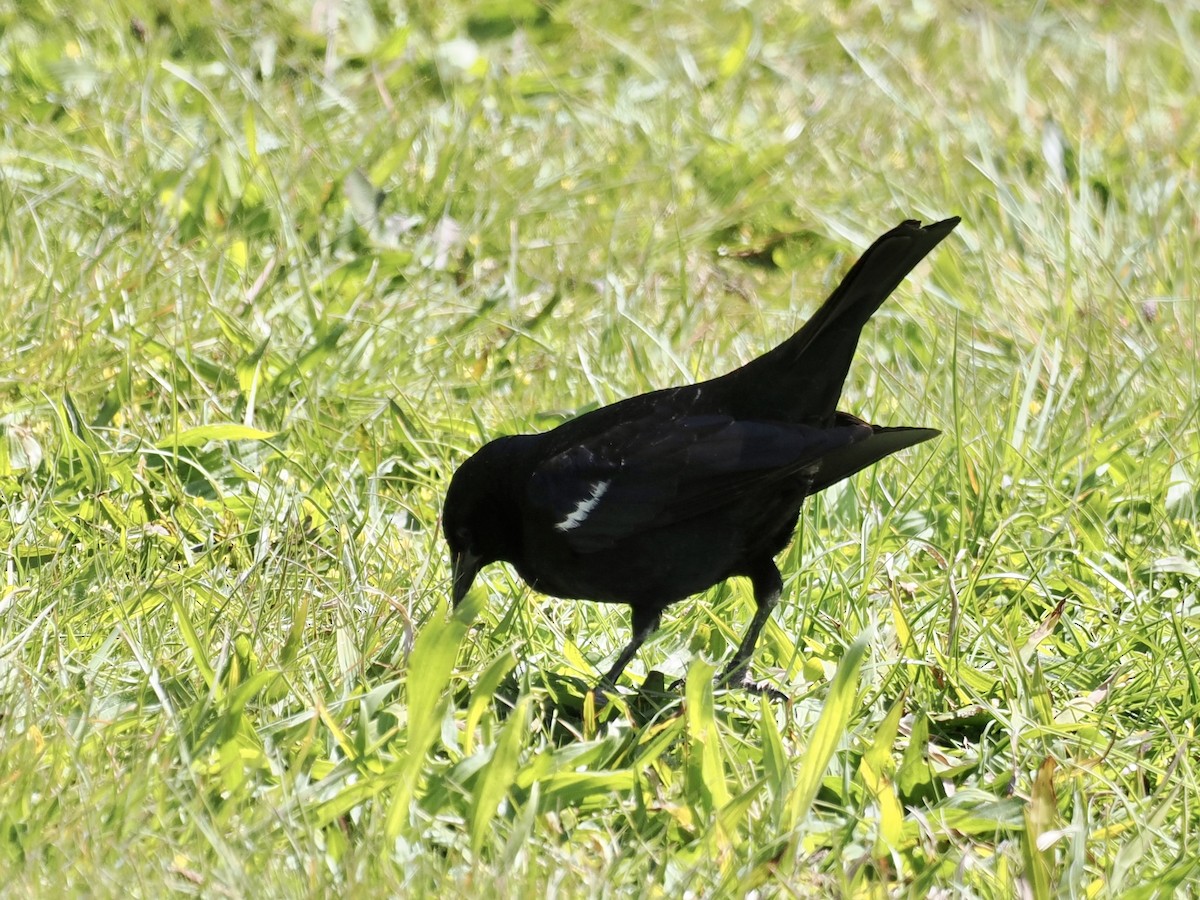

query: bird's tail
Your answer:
[808,417,940,492]
[723,216,959,422]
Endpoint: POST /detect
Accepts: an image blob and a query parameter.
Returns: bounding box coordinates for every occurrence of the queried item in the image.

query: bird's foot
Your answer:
[719,667,788,703]
[741,678,789,703]
[670,669,788,702]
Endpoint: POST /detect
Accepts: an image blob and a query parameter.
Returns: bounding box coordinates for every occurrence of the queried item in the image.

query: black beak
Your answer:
[451,550,482,606]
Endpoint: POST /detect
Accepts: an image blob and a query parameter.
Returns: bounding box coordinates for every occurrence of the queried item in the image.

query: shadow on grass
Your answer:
[484,667,685,744]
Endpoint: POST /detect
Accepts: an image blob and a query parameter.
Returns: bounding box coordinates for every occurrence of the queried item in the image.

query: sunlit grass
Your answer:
[1,0,1197,894]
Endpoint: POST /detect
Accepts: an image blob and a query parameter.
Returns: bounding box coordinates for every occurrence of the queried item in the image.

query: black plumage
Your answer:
[443,217,958,692]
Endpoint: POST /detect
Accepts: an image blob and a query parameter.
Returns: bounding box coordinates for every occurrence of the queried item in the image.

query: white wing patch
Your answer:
[554,480,611,532]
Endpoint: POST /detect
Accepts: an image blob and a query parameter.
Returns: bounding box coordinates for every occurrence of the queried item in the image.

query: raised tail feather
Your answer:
[723,217,959,423]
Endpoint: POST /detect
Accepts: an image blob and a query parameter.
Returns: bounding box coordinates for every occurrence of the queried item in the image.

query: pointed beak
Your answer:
[451,549,482,607]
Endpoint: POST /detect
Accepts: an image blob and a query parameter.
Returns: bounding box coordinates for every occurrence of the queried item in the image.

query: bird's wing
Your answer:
[527,414,871,552]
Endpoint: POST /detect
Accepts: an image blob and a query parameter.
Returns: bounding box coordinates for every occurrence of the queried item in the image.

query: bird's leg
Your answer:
[718,563,785,697]
[596,605,661,692]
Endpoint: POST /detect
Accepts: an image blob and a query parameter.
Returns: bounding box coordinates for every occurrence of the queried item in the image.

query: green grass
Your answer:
[2,0,1198,894]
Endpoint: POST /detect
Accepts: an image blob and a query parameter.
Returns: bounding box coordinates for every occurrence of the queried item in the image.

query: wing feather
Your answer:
[527,414,871,552]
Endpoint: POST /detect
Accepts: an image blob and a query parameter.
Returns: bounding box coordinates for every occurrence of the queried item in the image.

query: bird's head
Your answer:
[443,434,534,606]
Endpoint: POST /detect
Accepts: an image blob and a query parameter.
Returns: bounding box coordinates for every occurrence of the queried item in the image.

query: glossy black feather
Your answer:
[443,216,958,693]
[528,415,870,552]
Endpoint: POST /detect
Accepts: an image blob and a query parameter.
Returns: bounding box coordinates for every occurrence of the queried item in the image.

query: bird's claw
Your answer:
[668,669,788,702]
[720,667,789,702]
[740,678,789,703]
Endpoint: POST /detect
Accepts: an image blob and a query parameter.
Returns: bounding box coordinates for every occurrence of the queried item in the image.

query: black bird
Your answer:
[444,217,958,693]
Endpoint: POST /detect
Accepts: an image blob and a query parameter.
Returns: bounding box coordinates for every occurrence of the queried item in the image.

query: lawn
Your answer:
[1,0,1197,894]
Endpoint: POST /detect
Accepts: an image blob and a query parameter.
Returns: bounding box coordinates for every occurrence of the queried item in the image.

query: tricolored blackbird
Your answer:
[444,217,958,693]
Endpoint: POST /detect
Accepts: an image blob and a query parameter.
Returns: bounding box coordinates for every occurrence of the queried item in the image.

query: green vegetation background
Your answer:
[1,0,1197,894]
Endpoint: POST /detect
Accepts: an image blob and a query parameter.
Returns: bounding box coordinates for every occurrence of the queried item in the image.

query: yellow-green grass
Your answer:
[0,1,1196,894]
